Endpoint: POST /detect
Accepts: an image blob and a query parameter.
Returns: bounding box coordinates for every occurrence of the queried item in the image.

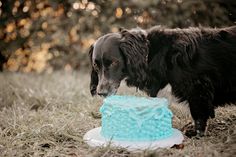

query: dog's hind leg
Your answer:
[184,77,215,137]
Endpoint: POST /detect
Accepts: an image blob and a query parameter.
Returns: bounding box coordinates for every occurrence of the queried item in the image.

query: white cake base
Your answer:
[83,127,184,151]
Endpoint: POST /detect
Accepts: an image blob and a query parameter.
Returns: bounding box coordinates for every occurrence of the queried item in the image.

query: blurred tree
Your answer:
[0,0,235,72]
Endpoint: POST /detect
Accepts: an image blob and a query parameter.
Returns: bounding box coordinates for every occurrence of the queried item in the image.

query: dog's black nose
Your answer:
[98,92,108,97]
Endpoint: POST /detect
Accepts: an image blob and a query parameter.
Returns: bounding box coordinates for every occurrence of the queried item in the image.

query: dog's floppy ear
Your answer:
[119,29,149,89]
[89,45,98,96]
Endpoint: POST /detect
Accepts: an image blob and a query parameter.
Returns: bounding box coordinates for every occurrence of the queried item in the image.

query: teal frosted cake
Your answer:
[100,95,173,141]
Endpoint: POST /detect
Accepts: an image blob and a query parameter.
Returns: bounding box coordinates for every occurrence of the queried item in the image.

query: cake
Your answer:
[99,95,173,141]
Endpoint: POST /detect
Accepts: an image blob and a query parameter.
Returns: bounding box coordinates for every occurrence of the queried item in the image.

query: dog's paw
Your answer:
[181,122,196,137]
[181,122,205,138]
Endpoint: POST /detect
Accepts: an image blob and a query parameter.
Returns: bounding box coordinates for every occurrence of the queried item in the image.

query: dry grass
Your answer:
[0,71,235,157]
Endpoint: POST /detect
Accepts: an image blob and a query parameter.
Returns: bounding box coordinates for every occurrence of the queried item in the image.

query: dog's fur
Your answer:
[89,26,236,137]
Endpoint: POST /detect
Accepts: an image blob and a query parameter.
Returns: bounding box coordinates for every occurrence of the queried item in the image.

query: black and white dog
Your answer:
[89,26,236,137]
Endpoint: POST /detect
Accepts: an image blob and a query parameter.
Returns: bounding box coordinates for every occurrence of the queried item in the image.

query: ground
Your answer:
[0,71,235,157]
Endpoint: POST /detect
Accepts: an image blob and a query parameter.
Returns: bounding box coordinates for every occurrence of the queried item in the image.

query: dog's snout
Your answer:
[98,92,108,97]
[97,77,119,97]
[97,78,110,97]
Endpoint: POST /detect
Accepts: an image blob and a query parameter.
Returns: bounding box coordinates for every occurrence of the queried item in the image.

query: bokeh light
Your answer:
[0,0,235,73]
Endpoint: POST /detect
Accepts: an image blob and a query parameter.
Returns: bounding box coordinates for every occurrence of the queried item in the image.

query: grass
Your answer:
[0,71,235,157]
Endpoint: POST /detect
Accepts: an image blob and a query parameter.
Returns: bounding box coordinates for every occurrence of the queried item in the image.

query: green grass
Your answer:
[0,71,235,157]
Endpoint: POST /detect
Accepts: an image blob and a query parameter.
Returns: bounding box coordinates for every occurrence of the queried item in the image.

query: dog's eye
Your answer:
[110,60,119,67]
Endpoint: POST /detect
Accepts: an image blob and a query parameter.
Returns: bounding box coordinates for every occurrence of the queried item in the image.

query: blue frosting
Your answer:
[100,95,173,141]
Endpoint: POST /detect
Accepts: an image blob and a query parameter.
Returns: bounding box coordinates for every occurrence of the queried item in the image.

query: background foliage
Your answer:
[0,0,235,73]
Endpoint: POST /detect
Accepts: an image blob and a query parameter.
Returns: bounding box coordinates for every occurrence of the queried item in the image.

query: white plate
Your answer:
[83,127,184,151]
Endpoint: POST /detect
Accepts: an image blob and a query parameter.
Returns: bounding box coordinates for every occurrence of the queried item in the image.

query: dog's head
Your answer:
[89,28,149,97]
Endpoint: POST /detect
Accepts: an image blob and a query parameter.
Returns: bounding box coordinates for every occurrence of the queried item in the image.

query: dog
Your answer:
[89,26,236,137]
